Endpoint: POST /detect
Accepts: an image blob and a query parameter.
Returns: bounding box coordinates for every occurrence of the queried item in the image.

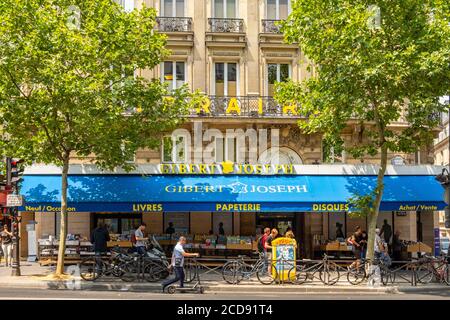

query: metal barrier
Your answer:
[80,254,448,287]
[184,256,442,287]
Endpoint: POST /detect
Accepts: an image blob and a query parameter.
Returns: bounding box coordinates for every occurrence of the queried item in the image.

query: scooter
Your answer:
[166,258,205,294]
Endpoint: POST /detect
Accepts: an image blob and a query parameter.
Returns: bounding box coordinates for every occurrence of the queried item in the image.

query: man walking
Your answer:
[162,236,199,292]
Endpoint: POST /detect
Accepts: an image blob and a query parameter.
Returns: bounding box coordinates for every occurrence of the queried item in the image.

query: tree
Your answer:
[0,0,197,276]
[277,1,450,266]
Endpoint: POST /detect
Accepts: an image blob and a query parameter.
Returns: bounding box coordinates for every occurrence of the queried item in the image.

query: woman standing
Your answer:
[0,225,14,267]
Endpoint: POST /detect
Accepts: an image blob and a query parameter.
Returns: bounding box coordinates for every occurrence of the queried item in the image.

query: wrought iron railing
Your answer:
[190,96,303,118]
[208,18,244,33]
[156,17,193,32]
[261,19,283,33]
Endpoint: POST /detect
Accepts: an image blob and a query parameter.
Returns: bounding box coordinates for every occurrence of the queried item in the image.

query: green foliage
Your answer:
[276,0,450,213]
[0,0,197,170]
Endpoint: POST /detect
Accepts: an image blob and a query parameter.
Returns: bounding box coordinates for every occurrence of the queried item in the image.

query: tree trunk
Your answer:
[366,144,388,265]
[55,155,70,276]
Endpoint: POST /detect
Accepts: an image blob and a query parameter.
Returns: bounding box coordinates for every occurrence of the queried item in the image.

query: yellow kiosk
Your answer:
[272,237,297,281]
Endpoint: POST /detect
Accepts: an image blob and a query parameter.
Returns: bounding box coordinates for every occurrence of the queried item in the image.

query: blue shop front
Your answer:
[18,168,447,259]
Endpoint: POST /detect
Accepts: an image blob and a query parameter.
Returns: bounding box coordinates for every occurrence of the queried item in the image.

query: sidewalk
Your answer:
[0,262,447,294]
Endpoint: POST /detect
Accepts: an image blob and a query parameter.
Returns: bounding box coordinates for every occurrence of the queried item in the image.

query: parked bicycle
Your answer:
[222,253,278,285]
[287,254,341,285]
[415,254,449,285]
[346,257,395,286]
[79,246,133,281]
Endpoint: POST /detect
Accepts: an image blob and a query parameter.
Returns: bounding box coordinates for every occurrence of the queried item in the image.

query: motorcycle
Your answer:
[143,236,170,282]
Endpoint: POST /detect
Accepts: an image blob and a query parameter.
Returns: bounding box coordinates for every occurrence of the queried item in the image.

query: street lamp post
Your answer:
[5,157,21,276]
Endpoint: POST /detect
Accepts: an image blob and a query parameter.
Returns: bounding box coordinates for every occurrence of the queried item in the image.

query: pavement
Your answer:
[0,261,448,297]
[0,286,449,300]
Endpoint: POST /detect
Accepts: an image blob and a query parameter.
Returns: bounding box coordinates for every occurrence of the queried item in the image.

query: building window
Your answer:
[161,0,185,17]
[213,0,237,18]
[95,214,142,240]
[117,0,134,12]
[161,61,186,91]
[266,63,291,97]
[215,136,239,163]
[162,135,187,163]
[214,62,238,96]
[266,0,290,20]
[391,155,405,166]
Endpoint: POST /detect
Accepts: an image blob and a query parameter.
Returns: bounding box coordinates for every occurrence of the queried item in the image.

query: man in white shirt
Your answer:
[374,228,385,259]
[162,236,199,292]
[134,223,148,255]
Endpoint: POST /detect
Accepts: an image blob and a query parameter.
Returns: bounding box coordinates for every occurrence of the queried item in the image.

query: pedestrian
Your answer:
[91,222,110,255]
[218,222,225,236]
[360,230,368,260]
[165,222,175,236]
[0,225,13,267]
[374,228,385,260]
[162,236,199,292]
[347,226,363,270]
[335,222,344,239]
[257,228,270,253]
[392,230,402,262]
[380,219,392,251]
[134,222,148,255]
[264,228,278,273]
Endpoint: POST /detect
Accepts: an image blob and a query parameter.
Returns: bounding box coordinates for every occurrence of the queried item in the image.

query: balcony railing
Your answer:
[190,96,302,118]
[208,18,244,33]
[261,19,283,33]
[156,17,193,32]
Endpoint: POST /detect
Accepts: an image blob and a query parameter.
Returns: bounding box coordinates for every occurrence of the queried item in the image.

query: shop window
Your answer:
[215,136,239,163]
[213,62,238,96]
[162,135,187,163]
[161,61,186,91]
[213,212,233,235]
[266,0,290,20]
[266,63,290,97]
[161,0,185,17]
[213,0,237,18]
[164,212,189,234]
[328,212,346,240]
[94,214,142,241]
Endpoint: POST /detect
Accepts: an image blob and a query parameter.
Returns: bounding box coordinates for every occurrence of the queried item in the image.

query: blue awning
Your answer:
[19,174,446,212]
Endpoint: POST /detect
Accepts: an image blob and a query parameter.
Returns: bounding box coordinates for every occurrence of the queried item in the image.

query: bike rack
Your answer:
[82,254,449,287]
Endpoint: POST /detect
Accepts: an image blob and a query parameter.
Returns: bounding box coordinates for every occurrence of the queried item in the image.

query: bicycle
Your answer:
[222,253,278,285]
[288,254,341,285]
[79,247,131,281]
[415,254,449,285]
[346,257,395,286]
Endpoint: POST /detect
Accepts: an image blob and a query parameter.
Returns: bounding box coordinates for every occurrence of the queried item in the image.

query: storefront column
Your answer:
[19,212,34,258]
[419,211,439,254]
[233,212,240,235]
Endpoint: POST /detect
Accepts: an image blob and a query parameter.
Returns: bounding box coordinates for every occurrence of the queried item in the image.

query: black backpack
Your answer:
[257,235,265,252]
